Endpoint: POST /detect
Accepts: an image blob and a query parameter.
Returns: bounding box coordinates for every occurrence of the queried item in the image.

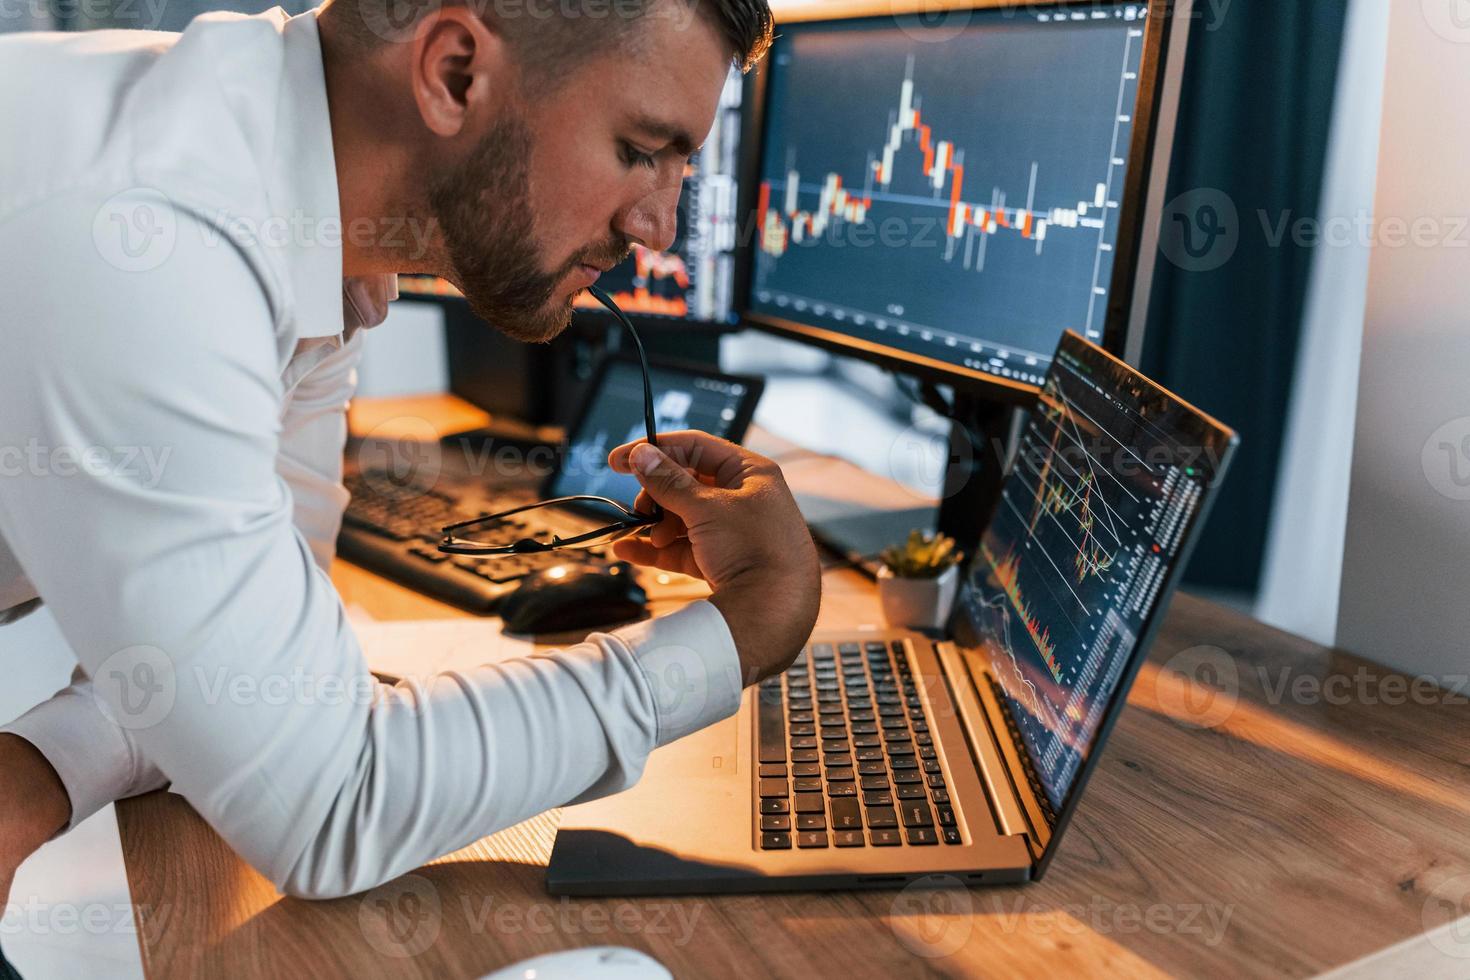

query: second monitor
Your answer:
[744,1,1183,397]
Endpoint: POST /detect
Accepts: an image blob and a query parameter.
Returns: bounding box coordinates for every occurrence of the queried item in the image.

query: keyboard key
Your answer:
[760,799,790,814]
[790,736,817,750]
[823,754,852,769]
[794,793,825,813]
[923,759,941,774]
[793,777,822,793]
[830,798,863,831]
[834,830,864,847]
[901,802,935,828]
[865,807,898,829]
[796,813,827,830]
[850,722,878,735]
[870,829,902,847]
[890,757,919,770]
[887,744,915,757]
[852,734,882,747]
[858,761,887,775]
[826,767,855,782]
[882,717,909,729]
[860,775,889,791]
[856,747,884,762]
[926,774,946,788]
[827,782,857,797]
[758,764,786,778]
[789,724,816,737]
[760,814,791,832]
[896,784,925,800]
[863,790,893,806]
[893,771,922,784]
[793,762,821,778]
[906,827,938,846]
[789,712,814,724]
[919,746,938,759]
[931,788,950,804]
[758,778,789,798]
[942,828,962,845]
[936,805,956,826]
[792,749,819,763]
[797,831,829,849]
[761,832,791,850]
[822,739,850,753]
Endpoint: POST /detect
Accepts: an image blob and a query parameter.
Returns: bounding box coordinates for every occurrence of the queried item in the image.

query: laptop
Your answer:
[340,354,765,611]
[546,331,1239,892]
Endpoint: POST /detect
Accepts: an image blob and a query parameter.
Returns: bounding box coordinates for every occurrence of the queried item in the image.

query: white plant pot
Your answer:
[877,564,959,631]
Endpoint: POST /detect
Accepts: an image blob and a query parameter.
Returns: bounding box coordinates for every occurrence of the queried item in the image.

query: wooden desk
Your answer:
[115,398,1470,977]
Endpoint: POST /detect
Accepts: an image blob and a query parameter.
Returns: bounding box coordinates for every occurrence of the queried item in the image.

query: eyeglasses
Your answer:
[438,285,662,558]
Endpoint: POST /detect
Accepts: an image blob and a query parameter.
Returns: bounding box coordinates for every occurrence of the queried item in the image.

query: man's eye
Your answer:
[621,142,657,171]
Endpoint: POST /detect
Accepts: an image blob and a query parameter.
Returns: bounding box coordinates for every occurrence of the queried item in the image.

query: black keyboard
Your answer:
[338,471,616,612]
[754,639,961,850]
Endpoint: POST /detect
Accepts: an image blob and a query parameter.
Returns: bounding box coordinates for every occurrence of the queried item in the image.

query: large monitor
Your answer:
[744,0,1188,397]
[572,68,747,329]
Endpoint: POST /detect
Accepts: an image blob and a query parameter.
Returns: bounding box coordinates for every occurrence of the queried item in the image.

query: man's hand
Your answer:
[0,734,70,904]
[608,431,821,685]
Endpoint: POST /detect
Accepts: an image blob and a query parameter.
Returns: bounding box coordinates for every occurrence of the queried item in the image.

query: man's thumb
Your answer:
[630,443,700,507]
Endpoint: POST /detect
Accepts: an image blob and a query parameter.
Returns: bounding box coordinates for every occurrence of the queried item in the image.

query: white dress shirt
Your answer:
[0,7,742,898]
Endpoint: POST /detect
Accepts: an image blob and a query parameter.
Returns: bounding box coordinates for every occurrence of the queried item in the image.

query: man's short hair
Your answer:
[329,0,774,76]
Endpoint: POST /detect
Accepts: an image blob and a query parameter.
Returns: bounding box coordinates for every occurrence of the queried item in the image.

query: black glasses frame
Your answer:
[437,285,662,557]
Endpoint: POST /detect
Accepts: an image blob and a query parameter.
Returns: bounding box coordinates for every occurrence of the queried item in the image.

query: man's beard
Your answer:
[427,111,629,343]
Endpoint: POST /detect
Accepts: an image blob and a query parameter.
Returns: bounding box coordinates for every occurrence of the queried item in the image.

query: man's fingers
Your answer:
[612,539,704,580]
[648,511,687,549]
[608,430,752,487]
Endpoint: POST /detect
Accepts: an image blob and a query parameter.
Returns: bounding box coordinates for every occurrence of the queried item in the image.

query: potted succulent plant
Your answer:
[877,530,964,631]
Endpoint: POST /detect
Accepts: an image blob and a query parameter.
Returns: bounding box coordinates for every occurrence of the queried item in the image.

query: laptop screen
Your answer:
[547,358,760,507]
[951,332,1237,819]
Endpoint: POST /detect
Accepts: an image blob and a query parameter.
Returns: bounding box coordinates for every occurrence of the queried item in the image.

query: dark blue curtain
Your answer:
[1142,0,1350,592]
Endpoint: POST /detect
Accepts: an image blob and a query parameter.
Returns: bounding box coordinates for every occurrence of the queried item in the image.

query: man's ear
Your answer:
[410,6,509,138]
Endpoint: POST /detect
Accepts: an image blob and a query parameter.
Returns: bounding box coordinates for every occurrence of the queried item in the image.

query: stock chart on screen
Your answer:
[574,69,744,325]
[951,333,1236,815]
[750,4,1151,385]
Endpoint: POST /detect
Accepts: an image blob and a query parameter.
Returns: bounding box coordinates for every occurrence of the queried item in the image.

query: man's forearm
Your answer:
[0,733,70,876]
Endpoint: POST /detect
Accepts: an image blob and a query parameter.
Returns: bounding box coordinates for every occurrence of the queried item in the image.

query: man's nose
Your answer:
[617,184,681,253]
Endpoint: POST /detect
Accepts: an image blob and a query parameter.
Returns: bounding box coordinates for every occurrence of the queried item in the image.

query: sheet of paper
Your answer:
[357,617,538,682]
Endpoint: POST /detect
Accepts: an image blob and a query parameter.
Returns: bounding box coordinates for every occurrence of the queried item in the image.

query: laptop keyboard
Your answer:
[755,639,961,850]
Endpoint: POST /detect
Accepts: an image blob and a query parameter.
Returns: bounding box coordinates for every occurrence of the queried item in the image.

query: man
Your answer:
[0,0,820,912]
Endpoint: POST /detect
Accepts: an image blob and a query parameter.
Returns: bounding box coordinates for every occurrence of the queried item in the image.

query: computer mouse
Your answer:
[478,946,672,980]
[499,561,648,635]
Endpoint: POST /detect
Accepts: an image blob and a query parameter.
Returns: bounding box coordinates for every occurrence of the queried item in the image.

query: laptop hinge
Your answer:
[935,641,1051,862]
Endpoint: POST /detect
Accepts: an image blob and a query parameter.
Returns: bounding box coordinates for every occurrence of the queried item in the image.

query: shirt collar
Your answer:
[271,9,347,340]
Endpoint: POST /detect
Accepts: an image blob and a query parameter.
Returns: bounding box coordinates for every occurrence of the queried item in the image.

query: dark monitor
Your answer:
[743,1,1187,398]
[573,68,747,329]
[951,331,1237,874]
[545,355,764,510]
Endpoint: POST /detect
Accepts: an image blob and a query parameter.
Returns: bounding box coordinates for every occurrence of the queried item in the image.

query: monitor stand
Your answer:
[934,394,1015,566]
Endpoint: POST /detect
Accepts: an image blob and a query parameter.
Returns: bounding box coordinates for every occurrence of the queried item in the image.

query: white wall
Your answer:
[1254,0,1388,645]
[1335,0,1470,676]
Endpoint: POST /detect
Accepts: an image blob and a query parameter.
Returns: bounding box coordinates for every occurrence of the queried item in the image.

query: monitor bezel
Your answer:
[953,330,1240,878]
[737,0,1182,400]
